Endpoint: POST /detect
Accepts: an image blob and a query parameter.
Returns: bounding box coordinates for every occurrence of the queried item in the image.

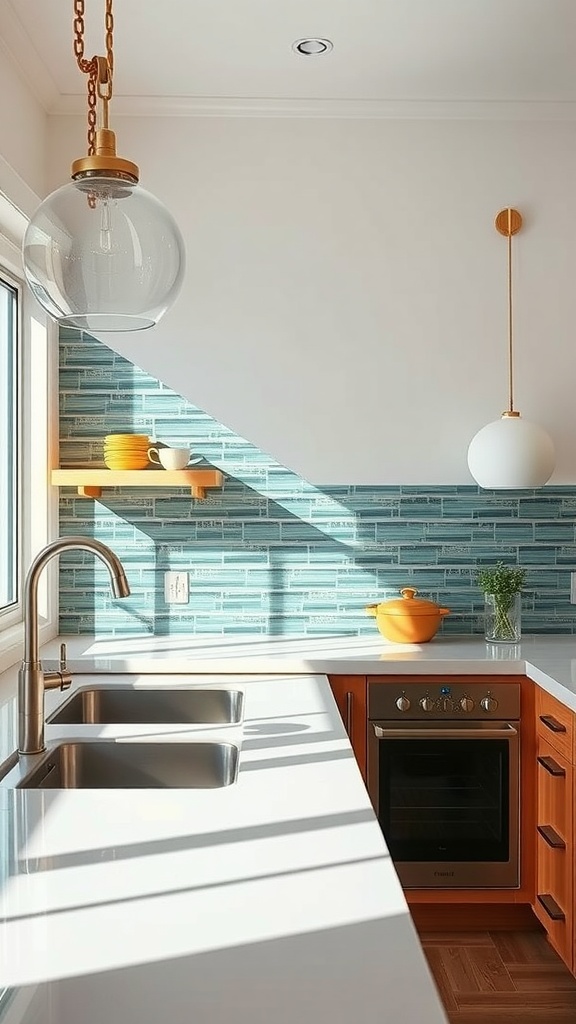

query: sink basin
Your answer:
[13,740,239,789]
[47,687,244,726]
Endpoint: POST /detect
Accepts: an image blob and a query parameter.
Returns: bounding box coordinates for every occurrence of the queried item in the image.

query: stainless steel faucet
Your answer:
[18,536,130,754]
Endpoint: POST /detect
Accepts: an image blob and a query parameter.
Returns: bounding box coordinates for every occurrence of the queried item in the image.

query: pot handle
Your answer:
[365,604,378,617]
[439,608,451,616]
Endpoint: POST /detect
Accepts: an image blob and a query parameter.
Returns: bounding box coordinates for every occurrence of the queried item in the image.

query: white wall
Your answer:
[0,49,45,204]
[47,113,576,485]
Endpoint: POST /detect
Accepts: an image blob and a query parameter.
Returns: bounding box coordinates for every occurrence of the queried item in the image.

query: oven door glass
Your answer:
[377,736,509,863]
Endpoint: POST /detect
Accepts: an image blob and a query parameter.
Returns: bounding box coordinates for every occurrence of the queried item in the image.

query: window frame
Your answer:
[0,268,22,628]
[0,210,59,672]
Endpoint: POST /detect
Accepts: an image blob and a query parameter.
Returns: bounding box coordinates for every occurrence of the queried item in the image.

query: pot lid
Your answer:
[375,587,448,616]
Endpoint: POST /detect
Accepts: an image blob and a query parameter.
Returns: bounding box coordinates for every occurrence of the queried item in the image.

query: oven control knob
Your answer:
[480,694,499,713]
[419,696,435,712]
[439,697,455,712]
[460,696,475,712]
[396,695,411,712]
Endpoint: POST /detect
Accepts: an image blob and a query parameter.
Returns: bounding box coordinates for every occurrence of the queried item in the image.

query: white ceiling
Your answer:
[3,0,576,115]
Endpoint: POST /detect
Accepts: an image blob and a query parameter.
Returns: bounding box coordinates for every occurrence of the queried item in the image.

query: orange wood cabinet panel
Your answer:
[534,737,573,970]
[533,693,576,975]
[536,687,574,763]
[327,675,367,781]
[535,842,573,969]
[537,736,573,843]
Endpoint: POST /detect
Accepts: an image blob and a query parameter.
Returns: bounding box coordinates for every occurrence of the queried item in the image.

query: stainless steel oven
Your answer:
[367,679,520,889]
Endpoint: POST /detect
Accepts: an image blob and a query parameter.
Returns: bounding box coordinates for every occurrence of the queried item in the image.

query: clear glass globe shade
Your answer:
[467,414,555,489]
[22,177,185,331]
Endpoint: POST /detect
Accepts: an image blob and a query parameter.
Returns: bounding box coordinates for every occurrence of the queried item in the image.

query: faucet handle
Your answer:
[58,642,72,690]
[43,643,72,692]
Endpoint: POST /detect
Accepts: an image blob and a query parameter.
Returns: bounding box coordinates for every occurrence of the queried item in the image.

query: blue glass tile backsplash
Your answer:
[58,330,576,636]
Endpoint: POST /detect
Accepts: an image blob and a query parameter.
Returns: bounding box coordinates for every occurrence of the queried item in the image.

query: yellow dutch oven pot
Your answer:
[366,587,450,643]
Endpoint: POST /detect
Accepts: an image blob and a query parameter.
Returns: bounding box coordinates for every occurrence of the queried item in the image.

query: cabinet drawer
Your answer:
[537,738,573,844]
[535,837,573,971]
[536,688,574,762]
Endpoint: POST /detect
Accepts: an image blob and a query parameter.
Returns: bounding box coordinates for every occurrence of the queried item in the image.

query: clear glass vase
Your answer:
[484,592,521,644]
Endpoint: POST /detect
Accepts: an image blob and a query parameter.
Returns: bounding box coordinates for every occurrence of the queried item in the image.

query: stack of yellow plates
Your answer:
[103,433,150,470]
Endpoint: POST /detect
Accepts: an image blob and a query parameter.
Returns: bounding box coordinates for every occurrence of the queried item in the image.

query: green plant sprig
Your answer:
[476,561,526,599]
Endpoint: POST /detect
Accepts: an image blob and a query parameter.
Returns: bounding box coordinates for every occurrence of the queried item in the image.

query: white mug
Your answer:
[148,446,190,470]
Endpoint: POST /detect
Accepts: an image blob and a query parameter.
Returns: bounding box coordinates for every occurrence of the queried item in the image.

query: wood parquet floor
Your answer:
[419,929,576,1022]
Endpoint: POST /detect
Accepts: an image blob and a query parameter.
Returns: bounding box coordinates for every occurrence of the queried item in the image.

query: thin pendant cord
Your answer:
[507,208,514,414]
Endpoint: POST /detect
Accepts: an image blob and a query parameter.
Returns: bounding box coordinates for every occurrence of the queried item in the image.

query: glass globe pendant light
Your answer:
[22,0,185,332]
[467,208,555,489]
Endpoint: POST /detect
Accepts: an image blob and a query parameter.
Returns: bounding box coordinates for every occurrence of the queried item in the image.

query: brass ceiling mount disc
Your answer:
[495,208,523,237]
[71,154,140,182]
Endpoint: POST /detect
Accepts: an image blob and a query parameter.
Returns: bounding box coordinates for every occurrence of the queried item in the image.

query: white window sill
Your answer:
[0,618,58,675]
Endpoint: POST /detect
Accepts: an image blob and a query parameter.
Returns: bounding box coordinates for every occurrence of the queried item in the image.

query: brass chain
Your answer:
[105,1,114,78]
[73,0,114,155]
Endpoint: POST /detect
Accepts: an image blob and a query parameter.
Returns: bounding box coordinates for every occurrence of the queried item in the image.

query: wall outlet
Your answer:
[571,573,576,605]
[164,571,189,604]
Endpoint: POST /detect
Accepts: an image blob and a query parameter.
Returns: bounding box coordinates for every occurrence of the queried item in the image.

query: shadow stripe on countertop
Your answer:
[13,807,376,873]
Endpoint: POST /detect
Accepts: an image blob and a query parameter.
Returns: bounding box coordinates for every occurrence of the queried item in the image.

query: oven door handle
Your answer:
[372,724,518,740]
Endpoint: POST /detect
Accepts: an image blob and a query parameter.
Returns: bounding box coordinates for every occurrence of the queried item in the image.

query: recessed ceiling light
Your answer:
[292,38,333,56]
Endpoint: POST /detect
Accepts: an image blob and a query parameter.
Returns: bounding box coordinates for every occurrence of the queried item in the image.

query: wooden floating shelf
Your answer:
[51,468,224,500]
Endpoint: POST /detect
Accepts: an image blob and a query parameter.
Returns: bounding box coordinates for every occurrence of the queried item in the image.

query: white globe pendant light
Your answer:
[467,415,555,489]
[467,209,554,489]
[22,0,185,332]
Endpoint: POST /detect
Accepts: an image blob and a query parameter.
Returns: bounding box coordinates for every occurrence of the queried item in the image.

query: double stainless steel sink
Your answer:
[4,685,244,790]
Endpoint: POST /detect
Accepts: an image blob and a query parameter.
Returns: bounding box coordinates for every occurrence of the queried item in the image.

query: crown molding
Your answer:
[0,0,59,113]
[2,0,575,128]
[52,94,576,120]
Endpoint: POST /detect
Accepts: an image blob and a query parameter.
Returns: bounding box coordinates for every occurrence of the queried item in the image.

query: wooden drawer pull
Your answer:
[537,893,566,922]
[537,755,566,777]
[537,824,566,849]
[539,714,567,734]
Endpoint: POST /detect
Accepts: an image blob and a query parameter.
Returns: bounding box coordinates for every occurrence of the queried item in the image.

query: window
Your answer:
[0,209,59,668]
[0,275,19,615]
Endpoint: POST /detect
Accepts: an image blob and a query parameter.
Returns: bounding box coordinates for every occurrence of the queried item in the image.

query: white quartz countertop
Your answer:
[0,665,449,1024]
[3,630,576,1023]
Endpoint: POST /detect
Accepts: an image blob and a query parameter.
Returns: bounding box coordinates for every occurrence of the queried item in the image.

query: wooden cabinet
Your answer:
[326,673,576,968]
[328,675,367,781]
[535,737,573,967]
[534,688,575,972]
